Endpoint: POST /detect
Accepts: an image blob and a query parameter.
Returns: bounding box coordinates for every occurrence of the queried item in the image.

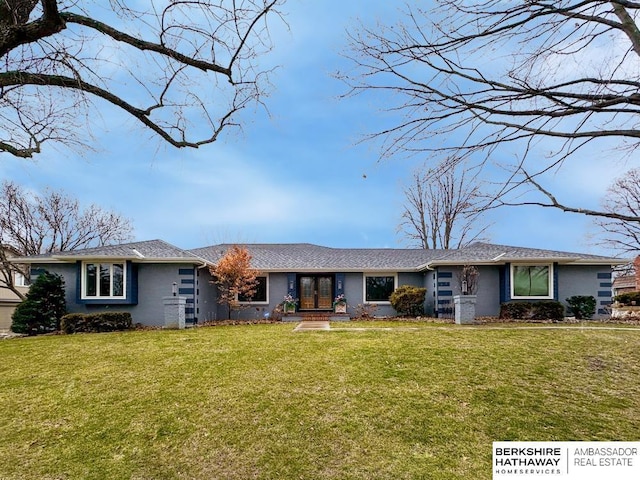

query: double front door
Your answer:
[299,275,333,310]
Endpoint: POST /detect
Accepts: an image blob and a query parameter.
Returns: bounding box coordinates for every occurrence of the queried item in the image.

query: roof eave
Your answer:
[424,257,626,268]
[19,255,206,265]
[253,267,422,273]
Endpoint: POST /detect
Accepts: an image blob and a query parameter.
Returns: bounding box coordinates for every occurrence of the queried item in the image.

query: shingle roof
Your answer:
[189,243,446,271]
[190,242,624,271]
[613,276,636,289]
[17,240,624,269]
[19,240,204,263]
[430,242,623,265]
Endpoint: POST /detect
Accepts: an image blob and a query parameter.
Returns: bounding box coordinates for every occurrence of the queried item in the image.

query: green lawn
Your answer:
[1,322,639,479]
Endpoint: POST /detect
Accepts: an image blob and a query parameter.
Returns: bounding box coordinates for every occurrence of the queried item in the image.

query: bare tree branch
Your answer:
[497,171,640,223]
[0,181,134,297]
[0,71,233,148]
[0,1,64,57]
[341,0,640,222]
[593,168,640,254]
[399,161,492,249]
[59,12,231,76]
[0,0,285,157]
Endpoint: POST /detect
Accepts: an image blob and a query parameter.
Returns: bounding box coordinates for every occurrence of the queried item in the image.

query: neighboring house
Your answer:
[612,275,636,297]
[0,278,29,330]
[14,240,624,326]
[0,246,30,330]
[612,255,640,297]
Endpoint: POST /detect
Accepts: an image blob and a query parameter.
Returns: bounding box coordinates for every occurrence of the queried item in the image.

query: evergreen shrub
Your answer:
[60,312,133,334]
[11,271,66,335]
[565,296,596,319]
[499,301,564,321]
[389,285,426,316]
[613,291,640,306]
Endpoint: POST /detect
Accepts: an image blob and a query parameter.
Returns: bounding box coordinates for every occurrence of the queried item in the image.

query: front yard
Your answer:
[1,322,639,479]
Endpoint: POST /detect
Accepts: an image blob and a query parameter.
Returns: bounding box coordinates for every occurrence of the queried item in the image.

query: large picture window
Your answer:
[238,276,268,303]
[511,264,552,299]
[83,262,125,299]
[364,274,396,302]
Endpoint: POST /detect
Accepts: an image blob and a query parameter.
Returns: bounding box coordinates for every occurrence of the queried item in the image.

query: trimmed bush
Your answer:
[566,295,596,320]
[498,302,530,319]
[60,312,133,334]
[614,291,640,306]
[11,271,66,335]
[499,301,565,321]
[389,285,426,316]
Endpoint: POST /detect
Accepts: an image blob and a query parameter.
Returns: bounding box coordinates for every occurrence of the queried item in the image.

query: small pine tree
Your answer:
[11,271,66,335]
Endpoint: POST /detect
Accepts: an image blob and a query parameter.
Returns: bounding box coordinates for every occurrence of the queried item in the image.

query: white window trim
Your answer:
[81,261,127,300]
[237,274,269,305]
[510,263,554,300]
[363,273,398,304]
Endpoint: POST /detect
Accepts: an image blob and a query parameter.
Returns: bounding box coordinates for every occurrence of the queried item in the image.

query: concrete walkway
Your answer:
[293,320,330,332]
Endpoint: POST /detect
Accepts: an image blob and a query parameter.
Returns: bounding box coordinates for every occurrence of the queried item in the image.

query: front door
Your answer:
[299,275,333,310]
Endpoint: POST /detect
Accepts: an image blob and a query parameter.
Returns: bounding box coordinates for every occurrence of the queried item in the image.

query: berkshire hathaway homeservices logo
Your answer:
[493,441,640,479]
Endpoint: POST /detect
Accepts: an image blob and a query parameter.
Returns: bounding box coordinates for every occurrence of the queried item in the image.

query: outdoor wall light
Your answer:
[172,282,177,296]
[289,279,294,290]
[337,279,343,290]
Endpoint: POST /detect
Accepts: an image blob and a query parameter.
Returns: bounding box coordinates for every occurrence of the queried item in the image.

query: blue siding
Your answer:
[500,264,510,303]
[435,268,455,316]
[34,262,197,326]
[177,267,196,323]
[558,265,614,319]
[335,273,345,297]
[287,273,297,298]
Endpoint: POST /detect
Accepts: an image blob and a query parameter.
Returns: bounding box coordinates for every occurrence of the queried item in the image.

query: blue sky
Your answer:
[0,1,626,255]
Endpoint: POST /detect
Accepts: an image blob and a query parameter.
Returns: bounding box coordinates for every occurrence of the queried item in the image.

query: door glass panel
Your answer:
[300,277,315,309]
[318,277,333,309]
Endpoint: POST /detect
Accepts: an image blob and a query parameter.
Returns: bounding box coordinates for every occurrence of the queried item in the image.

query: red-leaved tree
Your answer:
[208,245,259,319]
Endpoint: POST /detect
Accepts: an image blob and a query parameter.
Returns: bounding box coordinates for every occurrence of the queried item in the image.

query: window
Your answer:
[14,272,30,287]
[83,262,125,299]
[364,274,396,302]
[511,264,553,299]
[238,276,268,303]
